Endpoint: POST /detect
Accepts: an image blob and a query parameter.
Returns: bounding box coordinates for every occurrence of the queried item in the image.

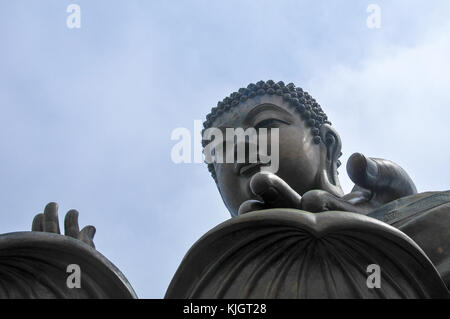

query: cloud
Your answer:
[307,22,450,193]
[1,1,450,298]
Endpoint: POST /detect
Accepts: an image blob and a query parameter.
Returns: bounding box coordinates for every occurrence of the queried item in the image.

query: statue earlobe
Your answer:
[318,124,344,197]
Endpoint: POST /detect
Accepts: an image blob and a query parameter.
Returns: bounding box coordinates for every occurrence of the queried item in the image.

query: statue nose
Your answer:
[233,140,259,164]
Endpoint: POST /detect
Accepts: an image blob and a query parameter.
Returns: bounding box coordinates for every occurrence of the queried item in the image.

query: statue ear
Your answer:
[318,124,344,197]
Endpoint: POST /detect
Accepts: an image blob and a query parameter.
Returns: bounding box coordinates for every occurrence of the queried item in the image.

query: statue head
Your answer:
[202,80,344,216]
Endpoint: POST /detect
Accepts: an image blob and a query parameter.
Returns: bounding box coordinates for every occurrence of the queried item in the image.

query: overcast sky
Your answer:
[0,1,449,298]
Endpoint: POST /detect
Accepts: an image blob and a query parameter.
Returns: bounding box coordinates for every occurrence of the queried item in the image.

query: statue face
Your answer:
[210,95,325,216]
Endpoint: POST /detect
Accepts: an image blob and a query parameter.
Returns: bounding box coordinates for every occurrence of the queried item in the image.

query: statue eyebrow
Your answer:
[212,104,294,130]
[244,103,294,125]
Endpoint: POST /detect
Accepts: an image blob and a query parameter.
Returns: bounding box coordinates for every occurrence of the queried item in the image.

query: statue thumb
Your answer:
[347,152,417,199]
[346,153,379,190]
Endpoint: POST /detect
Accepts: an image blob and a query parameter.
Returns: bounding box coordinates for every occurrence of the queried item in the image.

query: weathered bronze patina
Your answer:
[0,80,448,299]
[166,80,450,299]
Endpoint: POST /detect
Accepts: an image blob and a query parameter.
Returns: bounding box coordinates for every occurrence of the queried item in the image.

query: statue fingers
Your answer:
[43,202,61,234]
[347,152,417,200]
[64,209,80,238]
[249,172,302,209]
[78,225,96,249]
[346,153,379,191]
[301,189,366,214]
[31,213,44,232]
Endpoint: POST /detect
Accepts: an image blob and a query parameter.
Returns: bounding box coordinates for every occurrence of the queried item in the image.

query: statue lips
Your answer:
[165,209,450,299]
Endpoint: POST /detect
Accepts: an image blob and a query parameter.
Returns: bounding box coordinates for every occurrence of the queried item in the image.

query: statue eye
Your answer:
[255,118,288,129]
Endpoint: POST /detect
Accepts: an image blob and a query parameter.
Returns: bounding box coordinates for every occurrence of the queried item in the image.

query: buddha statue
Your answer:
[0,80,448,299]
[166,80,450,298]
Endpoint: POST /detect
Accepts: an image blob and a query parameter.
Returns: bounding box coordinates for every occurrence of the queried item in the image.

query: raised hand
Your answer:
[346,153,417,205]
[301,153,418,214]
[31,202,96,248]
[239,153,418,215]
